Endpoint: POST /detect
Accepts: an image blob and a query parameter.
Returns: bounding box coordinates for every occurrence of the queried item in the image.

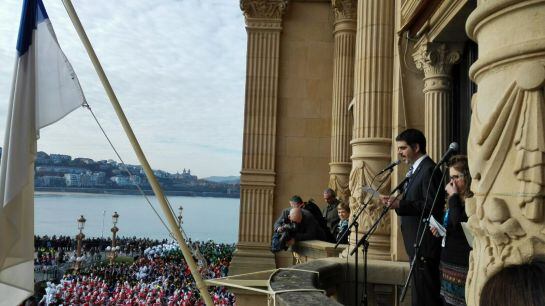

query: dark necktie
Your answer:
[404,165,414,193]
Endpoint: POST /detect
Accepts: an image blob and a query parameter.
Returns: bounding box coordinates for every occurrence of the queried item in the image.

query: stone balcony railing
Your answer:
[291,240,348,264]
[281,240,411,306]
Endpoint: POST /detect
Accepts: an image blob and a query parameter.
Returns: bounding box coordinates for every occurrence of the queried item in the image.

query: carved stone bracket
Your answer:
[240,0,288,19]
[332,0,357,22]
[413,43,461,91]
[348,161,391,235]
[329,173,350,205]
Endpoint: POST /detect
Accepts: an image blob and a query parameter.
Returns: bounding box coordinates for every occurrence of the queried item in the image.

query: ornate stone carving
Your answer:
[348,161,364,215]
[329,173,350,205]
[348,161,391,241]
[240,0,288,19]
[413,43,461,86]
[332,0,357,21]
[466,62,545,304]
[412,42,461,162]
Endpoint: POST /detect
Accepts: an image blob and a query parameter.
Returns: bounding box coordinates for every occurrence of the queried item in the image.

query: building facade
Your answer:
[230,0,545,305]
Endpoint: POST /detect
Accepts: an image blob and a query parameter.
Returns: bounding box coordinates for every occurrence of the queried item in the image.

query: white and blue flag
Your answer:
[0,0,85,303]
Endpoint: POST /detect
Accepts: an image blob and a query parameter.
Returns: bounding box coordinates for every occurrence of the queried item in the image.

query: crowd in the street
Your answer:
[35,235,167,256]
[33,236,236,305]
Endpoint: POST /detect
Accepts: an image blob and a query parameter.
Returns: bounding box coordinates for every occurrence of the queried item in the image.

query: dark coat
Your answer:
[273,208,327,242]
[306,200,334,242]
[442,195,471,266]
[322,199,341,237]
[395,156,444,260]
[293,212,327,242]
[274,208,313,231]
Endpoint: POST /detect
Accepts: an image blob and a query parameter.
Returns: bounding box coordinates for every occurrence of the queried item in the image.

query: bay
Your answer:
[34,193,240,243]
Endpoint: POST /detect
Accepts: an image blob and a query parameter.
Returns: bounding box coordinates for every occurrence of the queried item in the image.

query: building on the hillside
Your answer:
[35,166,87,175]
[88,172,106,186]
[230,1,545,305]
[110,175,132,186]
[153,169,169,179]
[64,173,81,187]
[129,175,142,185]
[35,176,66,187]
[173,169,198,182]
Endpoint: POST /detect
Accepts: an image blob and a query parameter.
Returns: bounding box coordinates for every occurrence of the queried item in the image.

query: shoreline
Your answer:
[35,187,240,199]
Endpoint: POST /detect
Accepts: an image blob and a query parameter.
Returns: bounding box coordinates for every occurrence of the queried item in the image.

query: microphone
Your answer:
[378,159,401,175]
[437,142,459,165]
[391,175,410,194]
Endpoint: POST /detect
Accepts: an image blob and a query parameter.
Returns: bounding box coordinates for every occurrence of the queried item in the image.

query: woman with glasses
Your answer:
[429,155,473,306]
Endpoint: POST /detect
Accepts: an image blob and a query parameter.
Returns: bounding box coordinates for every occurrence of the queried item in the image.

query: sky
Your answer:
[0,0,247,178]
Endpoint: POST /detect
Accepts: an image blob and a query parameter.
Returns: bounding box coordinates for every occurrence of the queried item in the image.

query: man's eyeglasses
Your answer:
[449,174,464,180]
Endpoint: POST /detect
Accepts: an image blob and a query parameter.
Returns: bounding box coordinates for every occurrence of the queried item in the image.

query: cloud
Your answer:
[0,0,246,177]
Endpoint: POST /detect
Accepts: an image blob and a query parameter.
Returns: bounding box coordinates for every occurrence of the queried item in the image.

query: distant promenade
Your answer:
[35,186,240,198]
[35,193,240,242]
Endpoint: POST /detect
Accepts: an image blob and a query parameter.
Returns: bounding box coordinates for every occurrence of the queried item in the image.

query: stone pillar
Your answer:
[349,0,395,260]
[229,0,287,276]
[413,43,461,162]
[465,1,545,305]
[329,0,357,205]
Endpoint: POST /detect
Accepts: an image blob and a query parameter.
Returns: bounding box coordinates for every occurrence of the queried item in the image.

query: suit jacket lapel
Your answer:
[404,157,428,195]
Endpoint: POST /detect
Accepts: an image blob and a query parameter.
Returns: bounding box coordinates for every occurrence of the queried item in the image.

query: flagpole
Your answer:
[61,1,214,305]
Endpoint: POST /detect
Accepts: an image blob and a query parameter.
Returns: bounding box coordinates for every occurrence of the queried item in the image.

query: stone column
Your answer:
[413,43,461,162]
[329,0,357,205]
[465,1,545,305]
[349,0,395,260]
[229,0,287,276]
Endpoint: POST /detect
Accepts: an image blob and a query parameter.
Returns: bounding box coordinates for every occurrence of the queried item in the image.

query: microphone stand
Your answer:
[351,176,409,306]
[334,168,393,306]
[399,164,448,303]
[335,169,393,248]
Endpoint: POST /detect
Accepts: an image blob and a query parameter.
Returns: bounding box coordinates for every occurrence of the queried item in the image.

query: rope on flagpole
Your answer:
[62,2,214,305]
[83,103,174,238]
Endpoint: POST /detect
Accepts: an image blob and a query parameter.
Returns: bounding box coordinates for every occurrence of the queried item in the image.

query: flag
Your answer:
[0,0,85,304]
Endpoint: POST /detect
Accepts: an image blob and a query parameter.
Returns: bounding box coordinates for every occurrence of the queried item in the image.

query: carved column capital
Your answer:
[332,0,357,22]
[240,0,288,19]
[413,43,461,77]
[413,43,461,91]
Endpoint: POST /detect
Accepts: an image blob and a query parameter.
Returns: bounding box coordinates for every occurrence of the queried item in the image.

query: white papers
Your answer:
[362,186,380,200]
[429,215,446,237]
[429,215,447,247]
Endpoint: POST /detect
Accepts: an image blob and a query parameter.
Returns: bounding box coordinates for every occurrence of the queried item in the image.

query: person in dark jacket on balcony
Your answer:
[322,188,341,239]
[283,207,327,247]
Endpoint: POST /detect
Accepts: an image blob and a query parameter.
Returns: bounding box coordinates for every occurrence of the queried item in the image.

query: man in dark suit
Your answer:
[380,129,444,306]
